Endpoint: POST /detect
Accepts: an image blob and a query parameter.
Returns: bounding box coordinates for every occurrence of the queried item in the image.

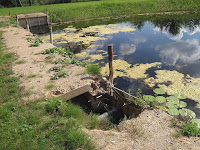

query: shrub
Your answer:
[182,121,200,137]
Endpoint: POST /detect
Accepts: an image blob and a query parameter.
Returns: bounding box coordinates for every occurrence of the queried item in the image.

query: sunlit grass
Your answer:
[0,0,200,22]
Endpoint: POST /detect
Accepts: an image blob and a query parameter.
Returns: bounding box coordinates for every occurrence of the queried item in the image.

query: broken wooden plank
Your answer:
[58,84,91,100]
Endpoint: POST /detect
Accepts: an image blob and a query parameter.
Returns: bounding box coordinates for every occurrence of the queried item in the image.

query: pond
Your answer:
[42,13,200,119]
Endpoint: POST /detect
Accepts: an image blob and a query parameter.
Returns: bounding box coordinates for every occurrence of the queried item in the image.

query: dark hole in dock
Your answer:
[69,92,143,124]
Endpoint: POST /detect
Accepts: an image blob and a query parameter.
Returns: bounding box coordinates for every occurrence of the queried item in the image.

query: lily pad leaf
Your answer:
[153,88,165,95]
[191,119,200,128]
[155,96,166,103]
[179,108,196,119]
[166,96,179,105]
[168,108,179,116]
[166,102,176,108]
[143,95,155,102]
[178,101,187,108]
[174,93,187,99]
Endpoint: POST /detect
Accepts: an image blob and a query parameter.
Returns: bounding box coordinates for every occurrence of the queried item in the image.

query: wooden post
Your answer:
[108,44,114,95]
[46,8,48,16]
[49,25,53,44]
[25,17,30,32]
[9,12,11,16]
[15,15,19,24]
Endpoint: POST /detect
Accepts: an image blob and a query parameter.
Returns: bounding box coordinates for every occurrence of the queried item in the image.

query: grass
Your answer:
[45,84,55,90]
[0,0,200,23]
[86,64,101,75]
[15,60,26,64]
[27,74,37,78]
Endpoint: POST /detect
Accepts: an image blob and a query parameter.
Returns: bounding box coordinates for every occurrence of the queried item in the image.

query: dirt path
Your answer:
[1,26,93,100]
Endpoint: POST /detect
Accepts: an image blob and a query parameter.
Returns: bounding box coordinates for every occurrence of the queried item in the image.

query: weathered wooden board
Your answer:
[58,84,91,100]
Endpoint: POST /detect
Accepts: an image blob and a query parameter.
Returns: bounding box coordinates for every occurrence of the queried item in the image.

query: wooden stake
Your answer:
[46,8,48,16]
[9,12,11,16]
[15,15,19,24]
[108,44,114,95]
[49,25,53,44]
[25,17,30,32]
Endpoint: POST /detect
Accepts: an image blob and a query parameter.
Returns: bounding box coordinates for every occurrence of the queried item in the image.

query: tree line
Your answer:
[0,0,98,7]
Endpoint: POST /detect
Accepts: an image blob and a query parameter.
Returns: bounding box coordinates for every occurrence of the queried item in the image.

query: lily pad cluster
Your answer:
[143,88,197,120]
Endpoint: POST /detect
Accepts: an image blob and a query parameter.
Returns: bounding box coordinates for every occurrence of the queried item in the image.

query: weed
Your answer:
[51,71,68,80]
[45,84,55,90]
[30,41,40,47]
[27,74,37,78]
[49,66,63,72]
[15,60,26,64]
[46,98,63,114]
[182,121,200,137]
[86,64,101,75]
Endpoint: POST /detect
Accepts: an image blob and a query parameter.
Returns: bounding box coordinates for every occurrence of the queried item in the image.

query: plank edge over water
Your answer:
[57,84,91,100]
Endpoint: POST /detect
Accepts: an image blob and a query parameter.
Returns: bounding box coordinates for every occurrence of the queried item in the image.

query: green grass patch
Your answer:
[86,64,101,75]
[15,60,26,64]
[27,74,37,78]
[0,0,200,23]
[45,84,55,90]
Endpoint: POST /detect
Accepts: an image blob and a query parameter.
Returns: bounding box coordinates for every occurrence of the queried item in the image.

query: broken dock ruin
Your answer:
[16,12,53,44]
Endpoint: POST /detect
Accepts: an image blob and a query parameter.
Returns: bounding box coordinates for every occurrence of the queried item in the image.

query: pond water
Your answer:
[42,13,200,118]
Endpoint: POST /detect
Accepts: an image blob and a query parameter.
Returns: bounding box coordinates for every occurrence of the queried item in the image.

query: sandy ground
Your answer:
[88,109,200,150]
[1,25,93,100]
[1,21,200,150]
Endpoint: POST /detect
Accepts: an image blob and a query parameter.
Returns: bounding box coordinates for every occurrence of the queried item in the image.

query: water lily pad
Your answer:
[153,88,165,95]
[179,108,196,119]
[166,96,179,102]
[168,108,179,116]
[155,96,166,103]
[174,93,187,99]
[143,95,155,102]
[166,96,179,105]
[191,119,200,128]
[178,101,187,108]
[166,102,176,108]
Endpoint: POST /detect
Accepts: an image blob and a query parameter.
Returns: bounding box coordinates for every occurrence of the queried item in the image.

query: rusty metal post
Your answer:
[49,25,53,44]
[108,44,114,95]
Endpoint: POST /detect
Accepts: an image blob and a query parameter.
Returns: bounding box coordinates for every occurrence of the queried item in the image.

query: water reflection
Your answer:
[156,39,200,66]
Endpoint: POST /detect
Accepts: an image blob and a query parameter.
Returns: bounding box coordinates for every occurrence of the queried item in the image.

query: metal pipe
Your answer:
[98,107,122,120]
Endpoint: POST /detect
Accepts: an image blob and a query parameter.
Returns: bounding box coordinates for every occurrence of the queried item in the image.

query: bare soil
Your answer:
[1,23,200,150]
[1,26,93,100]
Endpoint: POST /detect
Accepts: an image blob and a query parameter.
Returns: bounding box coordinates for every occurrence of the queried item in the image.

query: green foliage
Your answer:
[27,74,37,78]
[49,66,63,72]
[15,60,26,64]
[168,108,179,116]
[179,108,196,119]
[51,71,68,80]
[27,34,43,47]
[153,88,165,95]
[86,64,101,75]
[42,47,74,58]
[87,113,113,130]
[182,121,200,137]
[1,0,200,23]
[45,84,55,90]
[46,98,63,113]
[155,96,166,103]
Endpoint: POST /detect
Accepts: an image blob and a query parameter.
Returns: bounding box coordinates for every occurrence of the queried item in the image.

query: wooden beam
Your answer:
[58,84,91,100]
